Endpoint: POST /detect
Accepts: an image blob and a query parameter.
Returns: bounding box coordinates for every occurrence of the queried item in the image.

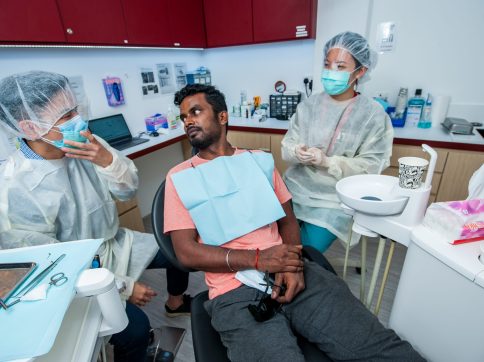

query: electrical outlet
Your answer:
[304,76,313,92]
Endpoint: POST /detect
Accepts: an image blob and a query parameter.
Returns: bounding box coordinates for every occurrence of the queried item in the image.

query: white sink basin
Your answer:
[336,175,409,216]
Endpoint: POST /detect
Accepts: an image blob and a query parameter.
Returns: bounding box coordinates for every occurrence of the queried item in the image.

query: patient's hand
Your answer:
[129,282,157,306]
[258,244,303,273]
[272,271,305,303]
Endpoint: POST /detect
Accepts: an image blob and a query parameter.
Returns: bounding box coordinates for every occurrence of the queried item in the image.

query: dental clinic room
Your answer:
[1,0,483,361]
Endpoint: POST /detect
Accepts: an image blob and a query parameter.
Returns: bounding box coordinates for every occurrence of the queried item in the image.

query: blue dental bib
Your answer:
[171,151,285,246]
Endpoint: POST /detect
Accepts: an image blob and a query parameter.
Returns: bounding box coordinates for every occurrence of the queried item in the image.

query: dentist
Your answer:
[282,31,394,252]
[0,71,190,362]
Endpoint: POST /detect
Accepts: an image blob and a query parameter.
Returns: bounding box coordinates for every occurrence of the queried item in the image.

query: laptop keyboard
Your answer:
[112,137,149,151]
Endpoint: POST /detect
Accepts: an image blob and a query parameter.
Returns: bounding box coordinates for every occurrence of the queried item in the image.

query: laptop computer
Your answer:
[88,113,149,151]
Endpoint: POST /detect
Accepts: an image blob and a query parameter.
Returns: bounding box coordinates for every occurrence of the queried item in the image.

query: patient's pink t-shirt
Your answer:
[164,149,292,299]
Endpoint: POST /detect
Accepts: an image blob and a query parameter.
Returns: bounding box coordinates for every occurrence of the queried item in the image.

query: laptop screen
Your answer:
[88,114,132,144]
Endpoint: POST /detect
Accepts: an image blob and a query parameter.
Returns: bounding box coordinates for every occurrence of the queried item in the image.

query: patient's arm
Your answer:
[277,201,302,246]
[170,229,303,273]
[273,201,305,302]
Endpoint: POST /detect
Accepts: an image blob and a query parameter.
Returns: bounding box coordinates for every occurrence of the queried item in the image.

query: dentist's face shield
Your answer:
[0,71,83,140]
[322,31,377,84]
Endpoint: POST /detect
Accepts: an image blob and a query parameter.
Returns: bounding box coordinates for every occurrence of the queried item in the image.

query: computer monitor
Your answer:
[88,113,132,145]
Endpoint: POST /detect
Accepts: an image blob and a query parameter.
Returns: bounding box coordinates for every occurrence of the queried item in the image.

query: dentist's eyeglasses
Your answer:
[248,272,286,322]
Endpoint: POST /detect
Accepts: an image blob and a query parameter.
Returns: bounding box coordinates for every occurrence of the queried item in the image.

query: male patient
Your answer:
[0,71,190,362]
[164,84,424,362]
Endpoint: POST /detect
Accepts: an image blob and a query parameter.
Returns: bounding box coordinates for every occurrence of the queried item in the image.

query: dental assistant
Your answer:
[0,71,190,361]
[281,31,393,252]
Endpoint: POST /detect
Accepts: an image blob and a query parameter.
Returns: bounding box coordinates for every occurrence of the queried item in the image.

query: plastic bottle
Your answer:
[167,107,178,129]
[418,94,433,129]
[241,101,249,119]
[240,90,247,105]
[394,88,408,120]
[406,89,425,127]
[233,104,241,117]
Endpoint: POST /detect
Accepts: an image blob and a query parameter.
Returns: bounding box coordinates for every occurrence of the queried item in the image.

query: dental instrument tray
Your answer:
[441,117,474,135]
[0,262,37,306]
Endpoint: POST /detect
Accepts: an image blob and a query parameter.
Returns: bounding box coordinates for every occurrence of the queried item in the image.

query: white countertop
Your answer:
[120,116,483,159]
[393,124,484,145]
[120,126,186,158]
[228,116,484,146]
[229,116,291,131]
[411,225,484,287]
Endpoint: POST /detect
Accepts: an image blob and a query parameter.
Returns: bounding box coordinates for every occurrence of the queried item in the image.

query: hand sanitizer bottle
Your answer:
[406,89,425,127]
[167,107,178,130]
[418,94,433,128]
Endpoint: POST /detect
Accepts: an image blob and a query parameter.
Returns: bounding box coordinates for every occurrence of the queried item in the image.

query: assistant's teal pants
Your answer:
[300,221,337,253]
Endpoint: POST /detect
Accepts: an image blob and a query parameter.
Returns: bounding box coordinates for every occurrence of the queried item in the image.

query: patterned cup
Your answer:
[398,157,429,189]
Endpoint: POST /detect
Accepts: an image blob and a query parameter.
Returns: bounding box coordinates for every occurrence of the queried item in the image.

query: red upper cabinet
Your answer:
[0,0,66,43]
[122,0,171,46]
[204,0,253,47]
[57,0,129,45]
[168,0,206,48]
[122,0,205,47]
[253,0,317,43]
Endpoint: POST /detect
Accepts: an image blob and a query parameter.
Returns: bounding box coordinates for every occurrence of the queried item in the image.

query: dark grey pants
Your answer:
[205,261,424,362]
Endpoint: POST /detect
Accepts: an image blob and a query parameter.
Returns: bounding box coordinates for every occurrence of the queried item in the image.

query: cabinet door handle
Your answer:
[66,28,74,35]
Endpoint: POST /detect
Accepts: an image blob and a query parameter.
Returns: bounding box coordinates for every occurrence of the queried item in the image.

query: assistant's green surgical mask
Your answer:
[321,67,360,96]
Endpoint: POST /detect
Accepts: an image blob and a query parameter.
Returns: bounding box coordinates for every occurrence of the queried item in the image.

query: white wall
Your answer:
[367,0,484,122]
[203,40,315,109]
[312,0,484,123]
[0,47,202,133]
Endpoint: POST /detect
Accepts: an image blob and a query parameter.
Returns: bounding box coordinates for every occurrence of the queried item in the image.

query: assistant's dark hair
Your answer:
[174,84,227,116]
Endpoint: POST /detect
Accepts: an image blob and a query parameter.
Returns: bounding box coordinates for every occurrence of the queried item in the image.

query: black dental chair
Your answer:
[152,180,336,362]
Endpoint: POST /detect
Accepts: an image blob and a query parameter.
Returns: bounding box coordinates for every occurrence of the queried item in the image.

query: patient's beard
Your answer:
[189,134,217,150]
[189,129,221,150]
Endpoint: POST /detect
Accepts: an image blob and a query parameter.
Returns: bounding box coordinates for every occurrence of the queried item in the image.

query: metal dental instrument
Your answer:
[13,254,66,298]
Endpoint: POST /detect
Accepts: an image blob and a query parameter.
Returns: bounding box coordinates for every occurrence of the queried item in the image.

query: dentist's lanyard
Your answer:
[325,97,356,156]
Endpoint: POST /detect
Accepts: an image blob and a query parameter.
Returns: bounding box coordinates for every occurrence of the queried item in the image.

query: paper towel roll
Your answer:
[431,95,451,125]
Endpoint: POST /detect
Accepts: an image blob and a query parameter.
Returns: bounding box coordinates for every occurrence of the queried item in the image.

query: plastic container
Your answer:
[387,106,406,127]
[145,114,168,132]
[406,89,425,127]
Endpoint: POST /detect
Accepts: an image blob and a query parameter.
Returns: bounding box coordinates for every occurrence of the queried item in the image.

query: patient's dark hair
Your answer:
[174,84,227,116]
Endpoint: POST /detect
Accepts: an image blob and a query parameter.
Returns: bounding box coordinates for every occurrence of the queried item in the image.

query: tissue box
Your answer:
[145,114,168,132]
[422,199,484,244]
